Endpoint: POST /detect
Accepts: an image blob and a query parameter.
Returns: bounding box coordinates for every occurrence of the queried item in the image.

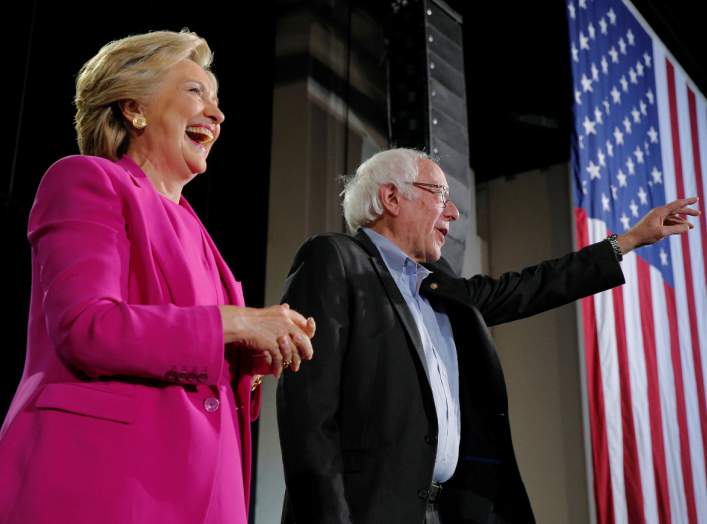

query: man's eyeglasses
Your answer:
[408,182,450,207]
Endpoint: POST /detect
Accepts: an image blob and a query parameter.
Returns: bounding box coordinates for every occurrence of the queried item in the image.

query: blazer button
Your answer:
[203,397,220,413]
[430,282,439,290]
[417,488,429,499]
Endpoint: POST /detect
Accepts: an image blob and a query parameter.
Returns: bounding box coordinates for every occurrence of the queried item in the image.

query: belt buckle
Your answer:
[428,481,443,504]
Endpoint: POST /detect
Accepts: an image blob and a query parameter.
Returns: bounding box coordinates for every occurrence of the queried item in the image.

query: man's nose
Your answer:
[444,200,460,221]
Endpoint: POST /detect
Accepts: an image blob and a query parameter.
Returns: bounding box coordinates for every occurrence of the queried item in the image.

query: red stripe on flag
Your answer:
[686,88,707,283]
[664,282,699,524]
[636,259,672,523]
[666,60,707,473]
[576,209,615,524]
[611,283,646,524]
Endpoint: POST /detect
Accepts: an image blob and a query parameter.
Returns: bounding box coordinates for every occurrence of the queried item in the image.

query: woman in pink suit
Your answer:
[0,30,314,524]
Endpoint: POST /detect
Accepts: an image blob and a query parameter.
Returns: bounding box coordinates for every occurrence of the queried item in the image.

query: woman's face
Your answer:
[131,59,224,180]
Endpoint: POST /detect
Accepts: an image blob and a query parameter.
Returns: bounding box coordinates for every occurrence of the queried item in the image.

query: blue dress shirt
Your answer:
[363,228,460,482]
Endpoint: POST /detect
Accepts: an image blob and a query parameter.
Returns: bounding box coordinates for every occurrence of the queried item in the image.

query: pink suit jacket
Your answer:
[0,155,260,523]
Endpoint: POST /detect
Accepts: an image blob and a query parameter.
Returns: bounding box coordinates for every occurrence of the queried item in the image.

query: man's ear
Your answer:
[378,183,401,217]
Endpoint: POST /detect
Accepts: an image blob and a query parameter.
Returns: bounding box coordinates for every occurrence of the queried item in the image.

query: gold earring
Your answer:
[132,115,147,129]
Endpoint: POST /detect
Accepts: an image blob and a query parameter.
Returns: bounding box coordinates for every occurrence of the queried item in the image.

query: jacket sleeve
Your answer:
[466,240,625,327]
[29,156,224,383]
[277,236,353,524]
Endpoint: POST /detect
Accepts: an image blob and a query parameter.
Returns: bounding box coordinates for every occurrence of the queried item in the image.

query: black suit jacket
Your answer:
[277,230,624,524]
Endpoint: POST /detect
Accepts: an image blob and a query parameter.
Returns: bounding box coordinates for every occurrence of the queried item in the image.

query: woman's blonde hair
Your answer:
[74,29,214,160]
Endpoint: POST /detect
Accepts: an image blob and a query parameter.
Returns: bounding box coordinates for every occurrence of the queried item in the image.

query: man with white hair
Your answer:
[276,148,699,524]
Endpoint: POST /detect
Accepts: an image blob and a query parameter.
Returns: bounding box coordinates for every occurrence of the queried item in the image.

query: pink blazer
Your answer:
[0,155,260,523]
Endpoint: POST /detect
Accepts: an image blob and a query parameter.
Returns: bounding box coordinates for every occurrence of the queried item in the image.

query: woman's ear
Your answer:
[118,99,146,129]
[378,183,401,217]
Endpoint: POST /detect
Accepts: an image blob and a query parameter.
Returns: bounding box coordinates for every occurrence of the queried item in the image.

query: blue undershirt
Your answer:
[363,228,460,482]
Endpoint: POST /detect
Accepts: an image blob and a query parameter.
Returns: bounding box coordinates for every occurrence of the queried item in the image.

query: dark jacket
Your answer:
[277,230,624,524]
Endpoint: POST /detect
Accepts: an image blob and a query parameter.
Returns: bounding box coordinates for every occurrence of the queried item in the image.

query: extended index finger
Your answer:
[665,196,698,214]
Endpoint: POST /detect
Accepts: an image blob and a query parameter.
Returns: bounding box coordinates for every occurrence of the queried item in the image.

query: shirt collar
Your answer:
[362,228,431,295]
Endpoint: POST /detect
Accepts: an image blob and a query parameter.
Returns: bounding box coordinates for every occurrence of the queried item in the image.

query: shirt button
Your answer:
[203,397,220,413]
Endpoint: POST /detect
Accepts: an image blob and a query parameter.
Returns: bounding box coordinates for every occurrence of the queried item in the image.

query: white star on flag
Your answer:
[647,126,658,143]
[631,107,641,123]
[606,140,614,156]
[651,166,662,183]
[587,160,601,179]
[626,157,635,174]
[629,199,639,217]
[659,248,668,265]
[598,148,606,167]
[620,76,629,92]
[620,213,630,230]
[623,117,632,133]
[634,146,644,164]
[643,51,651,67]
[613,126,624,144]
[567,2,576,19]
[626,29,635,45]
[602,192,611,211]
[609,47,619,63]
[599,18,608,34]
[637,186,647,204]
[594,107,604,124]
[611,86,621,103]
[607,8,616,24]
[601,56,609,74]
[617,170,627,186]
[581,74,593,92]
[618,37,627,54]
[583,116,597,135]
[580,32,590,50]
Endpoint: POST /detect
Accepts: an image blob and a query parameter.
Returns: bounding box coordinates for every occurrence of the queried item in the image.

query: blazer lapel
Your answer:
[117,157,198,306]
[354,231,431,382]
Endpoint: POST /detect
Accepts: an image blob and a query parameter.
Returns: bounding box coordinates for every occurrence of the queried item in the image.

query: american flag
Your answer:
[567,0,707,523]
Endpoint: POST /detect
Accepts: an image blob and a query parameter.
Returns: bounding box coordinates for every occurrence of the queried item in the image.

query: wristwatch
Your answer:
[607,233,623,262]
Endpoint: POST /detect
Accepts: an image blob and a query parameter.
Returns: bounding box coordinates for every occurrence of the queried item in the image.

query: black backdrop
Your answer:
[1,0,276,435]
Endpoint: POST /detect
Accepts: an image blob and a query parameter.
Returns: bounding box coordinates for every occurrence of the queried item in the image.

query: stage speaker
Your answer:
[388,0,472,275]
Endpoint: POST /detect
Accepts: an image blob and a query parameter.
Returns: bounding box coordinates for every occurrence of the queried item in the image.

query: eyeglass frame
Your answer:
[406,182,451,207]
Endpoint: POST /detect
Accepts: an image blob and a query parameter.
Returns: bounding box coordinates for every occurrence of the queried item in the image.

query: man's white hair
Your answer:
[342,148,429,233]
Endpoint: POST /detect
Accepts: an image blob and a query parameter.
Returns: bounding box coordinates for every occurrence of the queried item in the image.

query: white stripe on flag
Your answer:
[621,252,659,522]
[589,217,628,524]
[650,266,689,524]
